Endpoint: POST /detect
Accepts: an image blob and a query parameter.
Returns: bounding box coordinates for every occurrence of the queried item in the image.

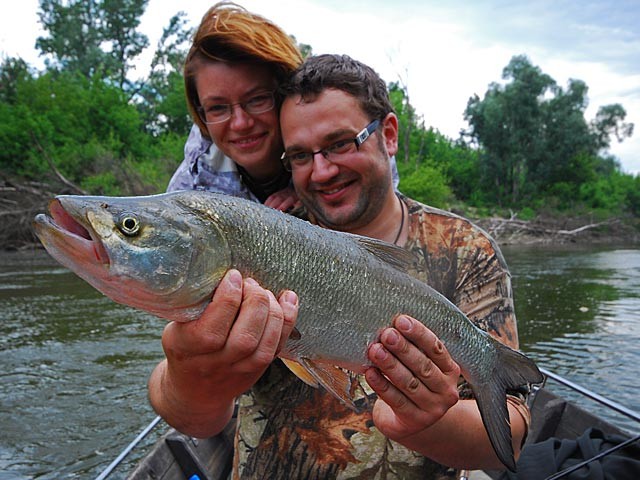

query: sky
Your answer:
[2,0,639,174]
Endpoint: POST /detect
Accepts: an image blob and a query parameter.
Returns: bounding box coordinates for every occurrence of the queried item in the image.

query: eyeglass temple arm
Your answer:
[355,119,380,147]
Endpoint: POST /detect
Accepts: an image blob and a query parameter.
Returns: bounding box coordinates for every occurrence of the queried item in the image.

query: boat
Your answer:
[126,419,235,480]
[106,368,639,480]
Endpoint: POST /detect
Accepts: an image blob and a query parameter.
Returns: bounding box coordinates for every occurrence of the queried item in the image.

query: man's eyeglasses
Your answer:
[281,119,380,171]
[197,91,276,124]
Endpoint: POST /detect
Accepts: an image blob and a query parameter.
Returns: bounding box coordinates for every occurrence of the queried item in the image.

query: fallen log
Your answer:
[476,215,621,244]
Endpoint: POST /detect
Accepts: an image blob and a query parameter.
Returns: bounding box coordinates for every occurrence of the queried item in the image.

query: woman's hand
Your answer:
[264,185,300,212]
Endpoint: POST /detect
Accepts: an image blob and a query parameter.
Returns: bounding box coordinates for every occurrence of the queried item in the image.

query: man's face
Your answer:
[280,89,398,232]
[195,62,282,181]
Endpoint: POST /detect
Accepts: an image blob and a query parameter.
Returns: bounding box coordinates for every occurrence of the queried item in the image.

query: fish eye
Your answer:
[118,214,140,236]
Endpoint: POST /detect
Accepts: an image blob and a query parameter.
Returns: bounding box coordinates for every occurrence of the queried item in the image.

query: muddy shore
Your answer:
[2,176,638,250]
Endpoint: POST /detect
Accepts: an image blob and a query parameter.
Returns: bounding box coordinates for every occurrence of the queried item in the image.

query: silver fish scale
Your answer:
[192,193,496,372]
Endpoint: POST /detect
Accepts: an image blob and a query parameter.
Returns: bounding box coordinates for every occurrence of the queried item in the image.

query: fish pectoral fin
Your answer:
[354,236,415,272]
[281,358,319,387]
[299,358,357,411]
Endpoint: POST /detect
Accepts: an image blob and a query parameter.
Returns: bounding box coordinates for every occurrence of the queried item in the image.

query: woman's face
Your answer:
[195,62,283,181]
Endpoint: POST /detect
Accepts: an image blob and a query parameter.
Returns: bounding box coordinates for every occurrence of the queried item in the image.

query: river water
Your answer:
[1,245,639,479]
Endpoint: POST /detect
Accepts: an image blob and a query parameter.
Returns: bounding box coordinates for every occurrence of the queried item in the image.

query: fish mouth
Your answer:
[36,199,110,266]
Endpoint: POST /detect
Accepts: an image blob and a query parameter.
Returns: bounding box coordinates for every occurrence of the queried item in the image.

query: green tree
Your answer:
[101,0,150,89]
[464,55,555,205]
[0,64,175,194]
[531,79,595,191]
[137,12,192,136]
[389,82,479,208]
[389,82,422,166]
[36,0,149,90]
[590,103,634,151]
[36,0,104,77]
[291,36,313,59]
[0,57,33,104]
[625,174,640,216]
[397,161,452,207]
[464,55,634,209]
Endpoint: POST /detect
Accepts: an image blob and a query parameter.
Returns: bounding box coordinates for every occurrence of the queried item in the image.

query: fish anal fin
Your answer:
[281,358,356,410]
[281,358,318,388]
[296,358,357,411]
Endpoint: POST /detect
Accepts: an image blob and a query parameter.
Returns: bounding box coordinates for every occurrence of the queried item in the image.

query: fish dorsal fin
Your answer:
[353,236,415,272]
[281,357,357,410]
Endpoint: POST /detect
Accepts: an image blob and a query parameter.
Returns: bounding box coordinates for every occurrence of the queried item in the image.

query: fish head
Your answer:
[33,192,231,322]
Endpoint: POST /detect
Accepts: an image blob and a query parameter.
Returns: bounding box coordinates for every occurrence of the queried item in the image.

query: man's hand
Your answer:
[365,315,461,442]
[149,269,298,437]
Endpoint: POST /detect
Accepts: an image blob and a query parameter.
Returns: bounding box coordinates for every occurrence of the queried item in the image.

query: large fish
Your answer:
[33,191,542,471]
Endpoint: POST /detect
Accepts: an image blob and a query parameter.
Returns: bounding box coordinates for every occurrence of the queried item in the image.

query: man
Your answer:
[149,54,531,479]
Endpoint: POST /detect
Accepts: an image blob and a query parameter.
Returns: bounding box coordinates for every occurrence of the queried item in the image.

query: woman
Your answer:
[167,1,302,211]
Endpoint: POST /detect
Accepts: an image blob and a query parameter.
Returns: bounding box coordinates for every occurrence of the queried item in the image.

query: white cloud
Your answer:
[0,0,44,68]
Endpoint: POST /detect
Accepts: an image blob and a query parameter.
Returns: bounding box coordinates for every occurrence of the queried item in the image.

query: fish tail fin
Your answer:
[472,341,543,472]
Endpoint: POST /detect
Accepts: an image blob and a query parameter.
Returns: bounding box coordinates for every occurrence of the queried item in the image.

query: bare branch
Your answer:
[29,131,89,195]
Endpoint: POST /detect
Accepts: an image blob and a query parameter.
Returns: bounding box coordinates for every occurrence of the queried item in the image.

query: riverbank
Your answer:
[2,175,639,250]
[474,213,640,246]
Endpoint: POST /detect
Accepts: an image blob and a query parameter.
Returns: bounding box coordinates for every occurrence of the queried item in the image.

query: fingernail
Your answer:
[396,315,412,332]
[384,329,400,346]
[283,290,298,306]
[245,277,259,286]
[366,368,382,385]
[374,345,387,361]
[227,269,242,289]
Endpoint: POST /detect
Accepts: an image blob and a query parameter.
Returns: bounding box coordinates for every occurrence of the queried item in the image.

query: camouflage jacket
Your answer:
[230,195,526,480]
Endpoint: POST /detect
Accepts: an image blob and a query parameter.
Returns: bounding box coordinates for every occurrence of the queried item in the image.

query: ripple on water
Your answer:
[3,246,640,477]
